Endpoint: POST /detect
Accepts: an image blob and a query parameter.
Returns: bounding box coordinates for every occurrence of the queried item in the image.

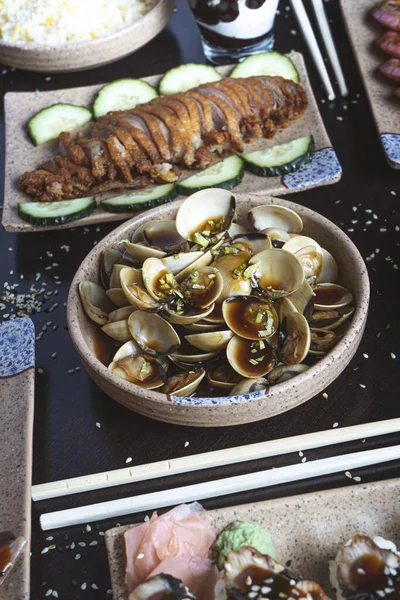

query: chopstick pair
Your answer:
[35,418,400,530]
[290,0,348,100]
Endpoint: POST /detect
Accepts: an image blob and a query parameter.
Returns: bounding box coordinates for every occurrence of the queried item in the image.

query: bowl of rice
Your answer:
[0,0,174,72]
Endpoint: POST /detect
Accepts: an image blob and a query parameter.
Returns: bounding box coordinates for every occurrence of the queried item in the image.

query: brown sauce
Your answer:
[143,229,183,250]
[224,296,277,340]
[314,285,345,306]
[208,362,243,384]
[231,337,275,377]
[235,566,299,597]
[349,554,389,591]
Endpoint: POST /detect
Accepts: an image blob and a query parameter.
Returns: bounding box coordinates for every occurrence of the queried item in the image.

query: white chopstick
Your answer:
[290,0,336,101]
[310,0,348,97]
[40,444,400,530]
[32,418,400,501]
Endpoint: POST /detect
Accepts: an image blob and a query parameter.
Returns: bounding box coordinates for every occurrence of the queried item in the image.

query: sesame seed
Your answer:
[81,582,87,590]
[363,353,368,359]
[353,476,361,482]
[301,456,307,463]
[92,583,99,590]
[89,541,98,546]
[52,592,58,598]
[70,542,75,549]
[86,524,92,532]
[75,553,81,560]
[95,422,101,428]
[45,590,53,597]
[184,441,190,447]
[299,451,304,457]
[125,457,132,464]
[359,384,366,389]
[137,553,144,559]
[46,536,53,541]
[333,422,339,428]
[391,353,396,359]
[78,542,86,547]
[322,392,328,399]
[41,547,49,554]
[345,471,352,479]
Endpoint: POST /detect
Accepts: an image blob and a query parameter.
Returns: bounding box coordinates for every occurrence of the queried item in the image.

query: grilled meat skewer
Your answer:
[18,75,307,202]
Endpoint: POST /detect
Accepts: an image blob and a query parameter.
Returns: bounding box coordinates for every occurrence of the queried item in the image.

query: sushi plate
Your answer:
[2,51,342,233]
[0,318,35,600]
[340,0,400,169]
[105,477,400,600]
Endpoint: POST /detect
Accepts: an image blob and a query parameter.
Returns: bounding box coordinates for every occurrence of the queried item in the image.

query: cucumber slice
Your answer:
[230,52,299,82]
[28,103,92,146]
[177,155,244,194]
[242,136,314,177]
[93,78,158,119]
[18,197,96,226]
[101,184,177,213]
[159,64,222,96]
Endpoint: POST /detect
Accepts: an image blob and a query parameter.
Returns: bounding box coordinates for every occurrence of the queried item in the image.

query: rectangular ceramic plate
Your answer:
[0,318,35,600]
[105,478,400,600]
[340,0,400,169]
[2,51,342,233]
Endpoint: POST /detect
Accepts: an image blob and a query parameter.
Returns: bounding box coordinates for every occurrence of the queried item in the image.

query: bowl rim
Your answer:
[67,194,370,410]
[0,0,168,51]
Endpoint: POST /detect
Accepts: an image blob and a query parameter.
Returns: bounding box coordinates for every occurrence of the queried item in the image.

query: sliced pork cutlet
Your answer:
[139,101,191,164]
[18,75,308,201]
[58,131,89,167]
[133,108,172,162]
[100,112,162,165]
[90,121,152,174]
[89,124,135,182]
[380,56,400,80]
[377,30,400,58]
[217,79,264,138]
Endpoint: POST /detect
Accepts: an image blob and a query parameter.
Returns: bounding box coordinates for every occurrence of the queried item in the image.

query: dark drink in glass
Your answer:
[188,0,280,65]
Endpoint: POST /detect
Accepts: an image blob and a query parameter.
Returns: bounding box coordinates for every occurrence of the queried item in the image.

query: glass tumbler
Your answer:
[187,0,281,65]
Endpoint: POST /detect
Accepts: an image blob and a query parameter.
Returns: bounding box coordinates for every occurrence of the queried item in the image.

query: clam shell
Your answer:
[128,310,181,355]
[279,312,311,365]
[100,246,124,288]
[163,303,215,326]
[229,232,272,255]
[185,330,233,352]
[101,319,132,343]
[108,354,167,390]
[227,335,276,378]
[206,362,243,389]
[313,283,353,310]
[120,267,158,311]
[222,296,278,341]
[261,227,291,247]
[267,363,309,385]
[317,248,338,283]
[283,236,323,280]
[176,188,236,242]
[180,266,223,309]
[249,248,304,299]
[161,369,206,396]
[287,278,314,318]
[142,219,188,253]
[142,258,178,302]
[174,249,213,283]
[79,281,115,325]
[161,251,205,275]
[107,306,137,323]
[249,205,303,234]
[309,307,355,331]
[106,287,131,308]
[123,239,166,263]
[211,250,253,303]
[230,377,268,395]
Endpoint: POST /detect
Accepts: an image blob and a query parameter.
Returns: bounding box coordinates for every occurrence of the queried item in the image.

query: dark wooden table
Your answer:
[0,0,399,597]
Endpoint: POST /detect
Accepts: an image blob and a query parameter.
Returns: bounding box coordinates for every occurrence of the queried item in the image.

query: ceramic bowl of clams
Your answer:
[67,190,370,427]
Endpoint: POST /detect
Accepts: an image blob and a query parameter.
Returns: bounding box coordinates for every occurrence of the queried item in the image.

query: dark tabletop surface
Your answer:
[0,0,399,598]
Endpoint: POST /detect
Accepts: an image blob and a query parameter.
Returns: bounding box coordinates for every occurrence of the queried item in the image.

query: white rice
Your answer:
[0,0,157,45]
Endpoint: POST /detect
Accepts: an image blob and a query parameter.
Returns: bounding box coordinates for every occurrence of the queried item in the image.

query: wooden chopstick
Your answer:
[290,0,336,100]
[40,444,400,530]
[310,0,348,97]
[32,418,400,502]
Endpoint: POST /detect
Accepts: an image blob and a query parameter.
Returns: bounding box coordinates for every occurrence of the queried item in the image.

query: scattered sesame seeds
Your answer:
[359,384,366,389]
[353,476,361,482]
[363,353,369,359]
[86,524,92,532]
[333,422,339,428]
[322,392,328,399]
[46,536,53,541]
[41,547,49,554]
[81,582,87,590]
[95,422,101,428]
[391,353,396,359]
[45,590,53,597]
[92,583,99,590]
[89,540,98,547]
[345,471,352,479]
[299,450,304,457]
[75,553,81,560]
[78,542,86,547]
[184,441,190,447]
[137,553,145,559]
[125,457,132,464]
[301,456,307,463]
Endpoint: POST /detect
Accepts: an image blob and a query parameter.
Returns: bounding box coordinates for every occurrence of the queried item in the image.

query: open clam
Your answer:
[120,267,158,311]
[79,281,114,325]
[313,283,353,310]
[317,248,338,283]
[309,306,355,330]
[169,339,219,366]
[108,354,167,390]
[161,251,205,276]
[286,278,314,318]
[230,377,268,395]
[142,219,188,254]
[100,246,124,288]
[108,306,137,323]
[206,362,243,390]
[161,369,206,397]
[142,258,179,302]
[283,236,323,280]
[176,189,236,245]
[180,266,223,309]
[106,288,131,308]
[122,239,166,263]
[109,264,127,289]
[309,328,341,355]
[249,248,304,299]
[185,330,233,352]
[227,232,272,255]
[261,227,291,247]
[223,296,278,341]
[102,319,132,343]
[267,363,309,385]
[227,336,276,378]
[174,249,214,283]
[128,311,181,355]
[249,205,303,234]
[211,251,253,303]
[279,312,311,365]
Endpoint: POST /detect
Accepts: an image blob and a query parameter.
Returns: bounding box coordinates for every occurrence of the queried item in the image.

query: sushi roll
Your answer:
[128,573,196,600]
[223,546,329,600]
[330,534,400,600]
